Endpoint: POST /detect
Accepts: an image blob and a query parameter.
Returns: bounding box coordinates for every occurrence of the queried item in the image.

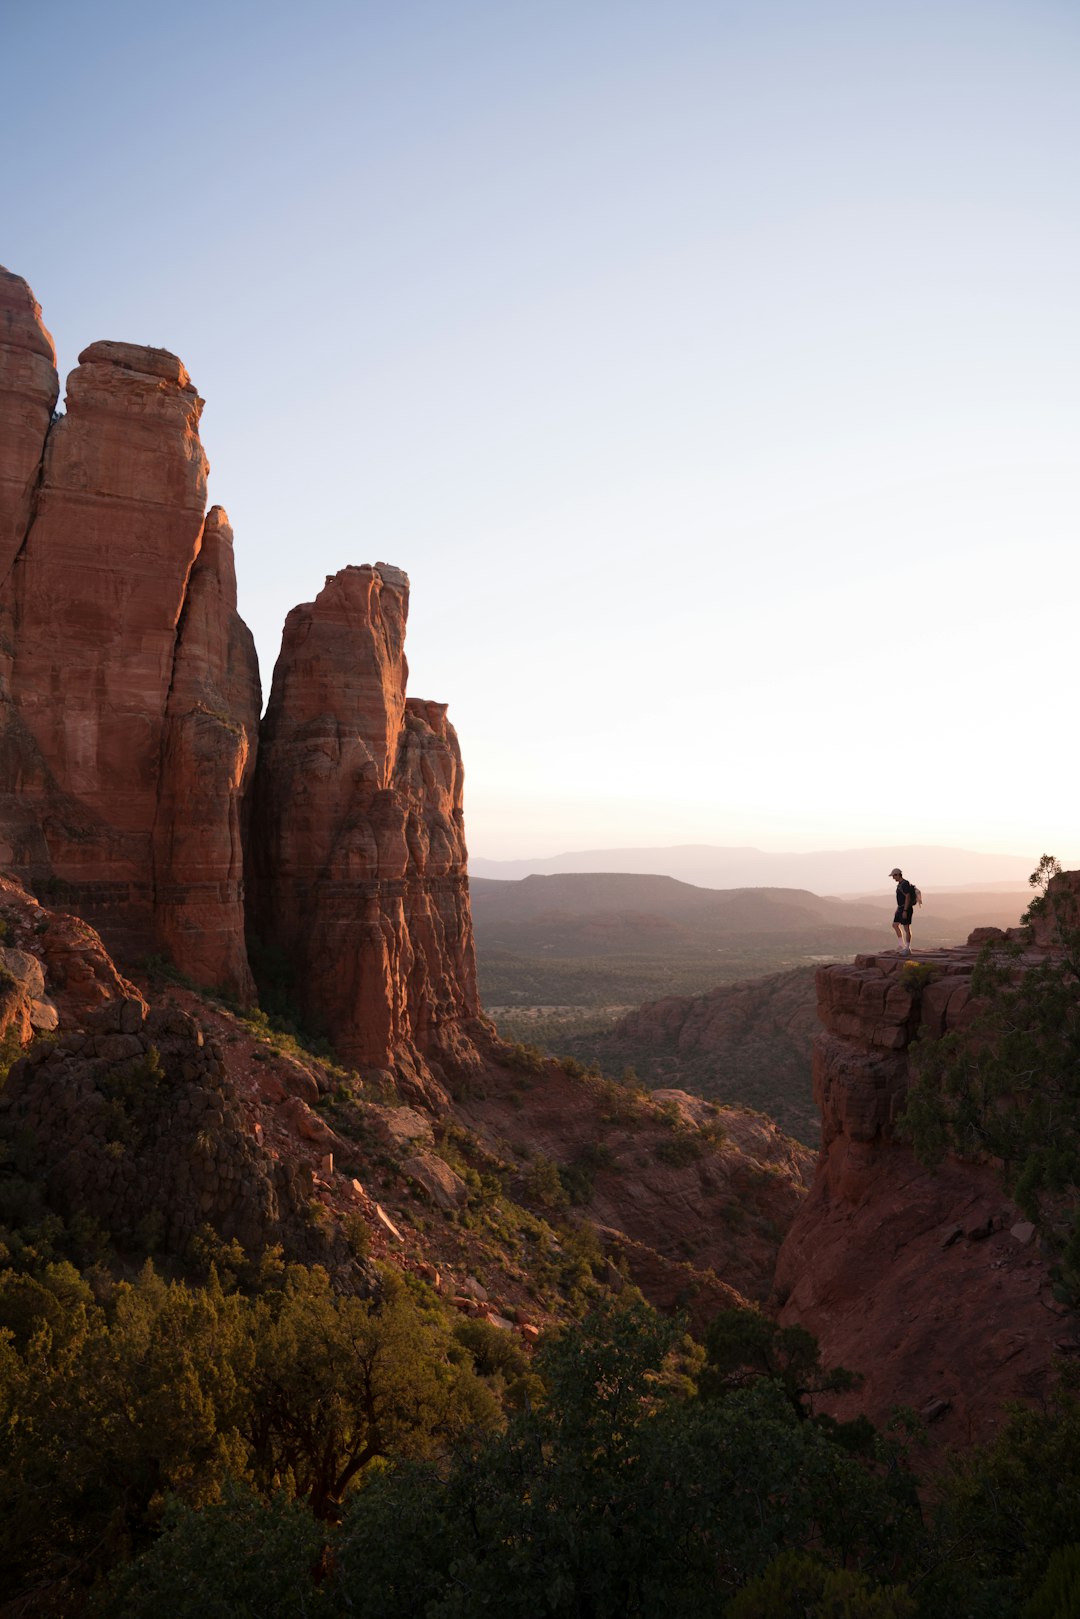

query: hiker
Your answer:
[889,867,921,956]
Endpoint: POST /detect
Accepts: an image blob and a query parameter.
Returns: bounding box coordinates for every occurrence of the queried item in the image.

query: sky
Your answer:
[4,0,1079,868]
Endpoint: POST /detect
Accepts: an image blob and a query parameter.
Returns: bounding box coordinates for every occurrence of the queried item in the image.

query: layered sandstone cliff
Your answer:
[0,276,261,996]
[775,937,1075,1451]
[0,266,479,1072]
[249,563,479,1072]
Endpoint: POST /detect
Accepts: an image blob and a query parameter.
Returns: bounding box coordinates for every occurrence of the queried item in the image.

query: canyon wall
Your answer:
[0,266,479,1069]
[776,936,1075,1451]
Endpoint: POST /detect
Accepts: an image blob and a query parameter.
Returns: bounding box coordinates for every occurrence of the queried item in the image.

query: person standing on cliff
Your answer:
[889,867,920,956]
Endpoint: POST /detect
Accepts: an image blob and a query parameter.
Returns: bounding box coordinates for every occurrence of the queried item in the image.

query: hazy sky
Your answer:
[4,0,1078,864]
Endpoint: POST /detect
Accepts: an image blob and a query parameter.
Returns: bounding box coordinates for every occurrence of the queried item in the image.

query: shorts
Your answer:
[893,907,913,926]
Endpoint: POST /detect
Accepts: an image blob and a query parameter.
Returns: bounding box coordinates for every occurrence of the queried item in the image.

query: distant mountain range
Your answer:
[469,871,1031,961]
[469,843,1044,895]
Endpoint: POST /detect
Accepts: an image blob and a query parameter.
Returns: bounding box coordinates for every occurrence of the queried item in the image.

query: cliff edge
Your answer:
[776,933,1077,1452]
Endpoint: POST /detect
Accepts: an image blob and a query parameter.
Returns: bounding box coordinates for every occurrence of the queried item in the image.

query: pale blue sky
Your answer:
[4,0,1078,864]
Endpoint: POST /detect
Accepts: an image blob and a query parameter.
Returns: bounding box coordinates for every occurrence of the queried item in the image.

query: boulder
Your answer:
[402,1151,468,1211]
[374,1204,403,1242]
[370,1104,434,1150]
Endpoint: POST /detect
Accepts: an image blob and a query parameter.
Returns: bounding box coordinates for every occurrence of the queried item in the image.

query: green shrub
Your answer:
[1025,1544,1080,1619]
[655,1131,704,1167]
[452,1316,529,1381]
[101,1485,328,1618]
[507,1041,547,1076]
[727,1550,915,1617]
[522,1153,569,1211]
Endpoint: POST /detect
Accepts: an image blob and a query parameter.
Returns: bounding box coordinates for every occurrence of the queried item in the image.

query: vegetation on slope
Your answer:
[545,967,821,1144]
[0,1073,1075,1619]
[1,1234,1074,1618]
[4,872,1078,1615]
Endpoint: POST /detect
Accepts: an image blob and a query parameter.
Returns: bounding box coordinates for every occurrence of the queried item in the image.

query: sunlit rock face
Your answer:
[775,939,1072,1458]
[0,267,480,1066]
[153,506,262,1000]
[0,281,259,997]
[248,563,480,1071]
[0,267,58,583]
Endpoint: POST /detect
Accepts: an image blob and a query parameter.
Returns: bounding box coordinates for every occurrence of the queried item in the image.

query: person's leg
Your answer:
[892,920,903,948]
[900,921,912,954]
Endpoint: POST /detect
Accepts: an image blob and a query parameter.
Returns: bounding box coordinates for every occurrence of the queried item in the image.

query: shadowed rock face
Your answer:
[249,564,479,1068]
[776,941,1075,1456]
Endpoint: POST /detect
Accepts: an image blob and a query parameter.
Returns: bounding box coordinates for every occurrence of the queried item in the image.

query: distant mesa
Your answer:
[469,843,1039,894]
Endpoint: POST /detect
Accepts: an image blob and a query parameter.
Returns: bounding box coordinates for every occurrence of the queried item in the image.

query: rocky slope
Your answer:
[775,932,1077,1455]
[456,1069,811,1319]
[0,871,811,1331]
[565,967,820,1142]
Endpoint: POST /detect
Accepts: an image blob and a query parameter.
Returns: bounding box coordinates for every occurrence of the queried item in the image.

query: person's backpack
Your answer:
[914,886,923,906]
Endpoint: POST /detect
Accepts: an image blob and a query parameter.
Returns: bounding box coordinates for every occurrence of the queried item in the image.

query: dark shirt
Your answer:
[896,879,916,912]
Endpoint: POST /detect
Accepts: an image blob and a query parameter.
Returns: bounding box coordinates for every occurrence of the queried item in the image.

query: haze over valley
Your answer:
[471,864,1033,1136]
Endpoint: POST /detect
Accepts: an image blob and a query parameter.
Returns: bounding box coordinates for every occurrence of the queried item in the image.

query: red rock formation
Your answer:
[0,870,145,1039]
[249,564,479,1071]
[0,337,208,946]
[0,270,479,1051]
[776,943,1073,1454]
[1027,867,1080,946]
[0,267,58,583]
[153,507,261,999]
[0,281,261,994]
